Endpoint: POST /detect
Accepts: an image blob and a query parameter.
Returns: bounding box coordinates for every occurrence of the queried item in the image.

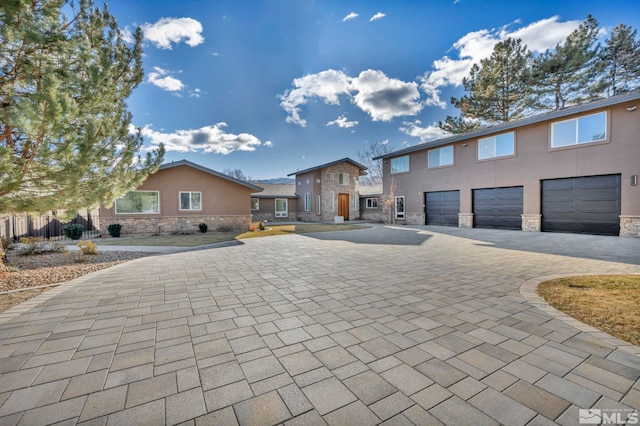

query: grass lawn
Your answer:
[92,224,369,247]
[537,275,640,346]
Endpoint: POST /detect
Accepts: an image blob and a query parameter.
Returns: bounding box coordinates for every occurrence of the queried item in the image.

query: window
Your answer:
[428,145,454,168]
[366,198,378,209]
[251,198,259,210]
[330,191,335,211]
[115,191,159,214]
[316,195,321,214]
[391,156,410,174]
[338,173,349,185]
[304,193,312,211]
[179,191,201,211]
[478,132,515,160]
[275,199,288,217]
[552,111,607,148]
[395,196,405,220]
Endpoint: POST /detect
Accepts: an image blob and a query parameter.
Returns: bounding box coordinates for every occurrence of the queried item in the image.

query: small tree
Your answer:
[357,140,392,185]
[223,168,253,182]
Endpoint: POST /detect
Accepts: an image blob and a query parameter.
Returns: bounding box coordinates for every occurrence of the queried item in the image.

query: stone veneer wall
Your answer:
[100,215,252,235]
[458,213,473,228]
[360,210,386,223]
[521,214,542,232]
[320,165,359,221]
[620,216,640,238]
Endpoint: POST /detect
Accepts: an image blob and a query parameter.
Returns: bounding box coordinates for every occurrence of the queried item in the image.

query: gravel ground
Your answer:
[0,250,154,312]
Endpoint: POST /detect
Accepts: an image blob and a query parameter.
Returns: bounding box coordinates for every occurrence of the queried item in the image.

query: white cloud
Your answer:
[280,69,422,125]
[139,123,262,155]
[189,88,205,97]
[326,115,359,128]
[343,12,358,22]
[399,120,446,142]
[419,16,581,107]
[351,70,422,121]
[370,12,386,22]
[279,70,352,127]
[142,17,204,49]
[147,67,184,92]
[264,141,273,147]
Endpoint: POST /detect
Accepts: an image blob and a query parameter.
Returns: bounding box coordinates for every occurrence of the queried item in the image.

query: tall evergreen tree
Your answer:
[439,38,534,134]
[531,15,602,110]
[0,0,164,270]
[598,23,640,96]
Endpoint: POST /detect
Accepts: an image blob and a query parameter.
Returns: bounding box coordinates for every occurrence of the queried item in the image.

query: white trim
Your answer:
[395,196,405,220]
[551,111,607,148]
[390,155,410,174]
[366,197,378,209]
[275,198,288,217]
[316,195,321,214]
[478,132,515,160]
[304,193,312,211]
[330,191,335,211]
[251,197,259,211]
[179,191,202,211]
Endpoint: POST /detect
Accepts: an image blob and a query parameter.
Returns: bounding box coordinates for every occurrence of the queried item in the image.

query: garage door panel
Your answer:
[542,175,620,236]
[473,187,523,230]
[426,191,459,226]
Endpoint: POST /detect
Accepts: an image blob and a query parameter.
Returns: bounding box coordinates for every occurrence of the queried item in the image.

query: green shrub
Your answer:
[198,223,208,233]
[63,223,84,240]
[216,224,233,232]
[77,241,99,255]
[107,223,122,237]
[259,221,265,231]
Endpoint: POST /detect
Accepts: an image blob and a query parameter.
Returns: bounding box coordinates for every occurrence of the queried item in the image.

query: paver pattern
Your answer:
[0,225,639,425]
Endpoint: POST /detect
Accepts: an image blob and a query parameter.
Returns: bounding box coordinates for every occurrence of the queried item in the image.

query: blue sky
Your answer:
[107,0,640,180]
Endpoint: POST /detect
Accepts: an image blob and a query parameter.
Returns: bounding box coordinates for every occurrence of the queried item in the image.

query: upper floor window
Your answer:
[338,173,349,185]
[251,198,259,210]
[366,198,378,209]
[551,111,607,148]
[391,156,410,174]
[478,132,515,160]
[180,191,201,211]
[115,191,159,214]
[428,145,453,168]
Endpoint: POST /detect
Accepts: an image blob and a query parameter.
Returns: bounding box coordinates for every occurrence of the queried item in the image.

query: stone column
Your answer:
[521,214,542,232]
[620,215,640,237]
[458,213,473,228]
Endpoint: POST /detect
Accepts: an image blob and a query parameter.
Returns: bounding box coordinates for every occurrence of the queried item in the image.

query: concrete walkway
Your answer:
[0,225,638,425]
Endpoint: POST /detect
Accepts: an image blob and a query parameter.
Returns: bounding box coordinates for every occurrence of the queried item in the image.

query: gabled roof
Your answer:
[251,183,297,198]
[375,90,640,160]
[159,160,263,192]
[287,157,368,177]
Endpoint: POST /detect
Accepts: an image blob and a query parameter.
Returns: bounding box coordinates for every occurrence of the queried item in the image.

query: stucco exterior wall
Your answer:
[99,164,256,234]
[382,101,640,235]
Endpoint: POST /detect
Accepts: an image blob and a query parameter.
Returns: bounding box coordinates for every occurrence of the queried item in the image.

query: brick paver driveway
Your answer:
[0,225,639,425]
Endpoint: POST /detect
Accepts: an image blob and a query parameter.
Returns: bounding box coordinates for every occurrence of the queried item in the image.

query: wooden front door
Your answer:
[338,193,349,220]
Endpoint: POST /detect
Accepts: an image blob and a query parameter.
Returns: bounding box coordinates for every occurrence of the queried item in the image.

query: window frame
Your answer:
[304,193,312,211]
[394,196,405,220]
[275,198,288,218]
[390,156,410,174]
[428,145,454,168]
[366,198,378,209]
[179,191,202,211]
[551,111,608,148]
[316,195,321,214]
[338,173,350,185]
[115,191,160,215]
[330,191,335,211]
[251,198,259,211]
[478,132,515,160]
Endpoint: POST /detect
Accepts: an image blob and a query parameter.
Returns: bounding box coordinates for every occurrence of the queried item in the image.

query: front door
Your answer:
[338,193,349,220]
[395,196,405,220]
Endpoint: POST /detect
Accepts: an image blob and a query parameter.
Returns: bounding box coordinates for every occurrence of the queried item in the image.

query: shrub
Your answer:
[107,223,122,237]
[198,223,208,233]
[216,224,234,232]
[14,240,66,255]
[259,221,265,231]
[249,222,258,232]
[63,223,84,240]
[77,241,99,255]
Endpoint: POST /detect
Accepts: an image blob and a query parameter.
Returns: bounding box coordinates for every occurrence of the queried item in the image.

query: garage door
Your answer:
[425,191,459,226]
[541,175,621,236]
[473,186,523,230]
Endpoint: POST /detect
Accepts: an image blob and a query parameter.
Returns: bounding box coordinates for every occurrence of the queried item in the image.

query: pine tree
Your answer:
[0,0,164,270]
[439,38,534,134]
[531,15,602,110]
[598,23,640,96]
